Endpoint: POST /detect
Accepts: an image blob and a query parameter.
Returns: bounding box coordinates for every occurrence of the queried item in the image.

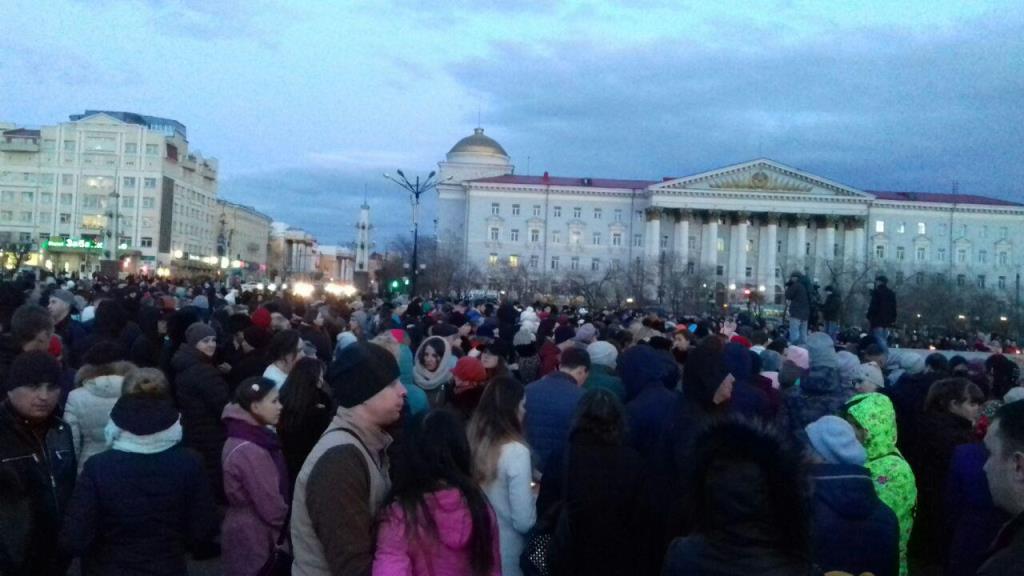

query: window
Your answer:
[142,217,154,228]
[39,173,54,185]
[39,232,50,242]
[716,265,724,276]
[593,208,602,220]
[530,228,540,243]
[59,213,71,224]
[529,255,539,269]
[688,236,696,250]
[124,142,138,154]
[633,234,642,247]
[746,239,754,252]
[875,220,884,233]
[977,275,986,289]
[552,231,561,244]
[551,256,559,270]
[142,197,155,209]
[895,272,904,285]
[957,274,966,287]
[488,253,498,267]
[916,247,926,261]
[1001,227,1009,239]
[20,191,33,203]
[1,210,12,222]
[686,262,695,274]
[40,192,53,205]
[570,257,579,271]
[745,266,752,278]
[612,232,622,247]
[510,229,519,242]
[777,240,783,253]
[716,238,725,252]
[82,195,102,209]
[875,245,886,259]
[509,255,519,268]
[62,174,74,186]
[122,196,135,209]
[144,178,157,189]
[979,250,988,264]
[999,251,1009,266]
[533,205,541,217]
[937,248,946,262]
[591,258,600,271]
[141,237,153,248]
[982,226,989,238]
[915,272,925,286]
[554,206,562,218]
[1,191,13,203]
[491,203,500,216]
[123,176,136,189]
[917,222,926,235]
[896,246,905,261]
[63,140,75,152]
[660,235,668,249]
[39,212,51,224]
[19,211,31,223]
[573,207,581,219]
[570,230,581,245]
[614,209,622,222]
[776,267,782,279]
[805,242,811,256]
[592,232,601,245]
[898,222,906,234]
[999,276,1007,289]
[959,224,967,237]
[957,249,967,263]
[511,204,520,216]
[145,143,159,155]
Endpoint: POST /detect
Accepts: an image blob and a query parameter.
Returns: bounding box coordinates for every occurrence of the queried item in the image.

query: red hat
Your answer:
[389,329,407,345]
[252,308,272,330]
[452,356,488,383]
[730,334,752,349]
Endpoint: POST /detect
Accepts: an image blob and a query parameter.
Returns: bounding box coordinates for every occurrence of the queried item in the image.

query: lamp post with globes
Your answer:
[383,170,451,297]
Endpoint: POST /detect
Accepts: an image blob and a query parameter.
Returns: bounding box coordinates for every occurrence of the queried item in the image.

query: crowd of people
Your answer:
[1,271,1023,576]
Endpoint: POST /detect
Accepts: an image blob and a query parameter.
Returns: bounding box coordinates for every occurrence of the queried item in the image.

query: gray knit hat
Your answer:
[185,322,216,346]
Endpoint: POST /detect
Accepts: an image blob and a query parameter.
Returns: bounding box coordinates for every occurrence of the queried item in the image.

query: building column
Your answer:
[824,218,837,262]
[842,217,857,262]
[730,213,748,287]
[794,216,808,274]
[853,218,867,263]
[674,210,689,270]
[701,211,719,271]
[765,215,779,292]
[645,209,661,261]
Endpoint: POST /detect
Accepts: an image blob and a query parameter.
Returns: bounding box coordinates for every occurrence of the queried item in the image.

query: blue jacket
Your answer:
[59,445,219,576]
[945,443,1011,576]
[810,463,900,576]
[621,345,682,467]
[524,371,584,473]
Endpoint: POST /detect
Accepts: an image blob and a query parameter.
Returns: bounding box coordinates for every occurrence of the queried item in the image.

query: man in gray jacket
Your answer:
[290,342,407,576]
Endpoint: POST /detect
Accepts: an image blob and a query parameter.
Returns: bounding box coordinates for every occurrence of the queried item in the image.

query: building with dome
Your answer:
[436,128,1024,306]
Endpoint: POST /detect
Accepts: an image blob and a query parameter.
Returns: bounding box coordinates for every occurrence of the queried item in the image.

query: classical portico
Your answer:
[642,159,873,298]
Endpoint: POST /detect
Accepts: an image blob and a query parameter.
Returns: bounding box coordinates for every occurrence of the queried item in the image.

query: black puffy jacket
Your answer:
[172,345,229,500]
[0,401,76,576]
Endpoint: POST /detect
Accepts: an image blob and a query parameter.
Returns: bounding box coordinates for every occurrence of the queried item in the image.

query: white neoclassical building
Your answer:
[436,128,1024,303]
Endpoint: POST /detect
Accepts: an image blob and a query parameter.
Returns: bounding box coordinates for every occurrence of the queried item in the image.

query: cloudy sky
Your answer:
[2,1,1022,246]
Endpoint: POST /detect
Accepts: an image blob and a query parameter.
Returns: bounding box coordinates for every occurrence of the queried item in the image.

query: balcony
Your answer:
[0,141,39,152]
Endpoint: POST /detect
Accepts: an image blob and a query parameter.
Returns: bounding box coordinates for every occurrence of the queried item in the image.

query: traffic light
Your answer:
[391,280,399,290]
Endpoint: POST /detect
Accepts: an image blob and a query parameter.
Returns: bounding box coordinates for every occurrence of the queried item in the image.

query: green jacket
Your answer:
[845,392,917,576]
[397,345,429,415]
[583,364,626,402]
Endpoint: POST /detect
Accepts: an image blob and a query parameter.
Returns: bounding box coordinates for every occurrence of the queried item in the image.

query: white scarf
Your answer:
[104,418,183,454]
[413,336,454,391]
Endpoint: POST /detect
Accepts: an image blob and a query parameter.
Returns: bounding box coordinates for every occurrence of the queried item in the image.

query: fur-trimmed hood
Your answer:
[75,360,135,390]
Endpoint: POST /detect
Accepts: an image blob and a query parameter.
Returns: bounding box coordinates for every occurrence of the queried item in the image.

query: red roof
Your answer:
[470,174,655,189]
[869,190,1022,207]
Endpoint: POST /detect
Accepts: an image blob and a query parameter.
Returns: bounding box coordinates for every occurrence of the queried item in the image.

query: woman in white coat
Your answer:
[64,342,134,473]
[468,375,536,576]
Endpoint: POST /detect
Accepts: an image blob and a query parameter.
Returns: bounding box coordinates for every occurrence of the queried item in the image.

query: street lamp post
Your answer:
[383,170,450,296]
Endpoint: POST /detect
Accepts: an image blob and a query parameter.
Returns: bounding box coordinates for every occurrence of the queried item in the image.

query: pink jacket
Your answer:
[221,404,289,576]
[373,488,502,576]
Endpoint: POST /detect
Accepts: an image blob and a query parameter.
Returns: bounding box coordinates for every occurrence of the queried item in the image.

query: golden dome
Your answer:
[447,128,509,159]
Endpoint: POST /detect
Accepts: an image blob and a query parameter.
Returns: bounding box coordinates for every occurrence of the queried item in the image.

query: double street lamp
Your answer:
[383,170,450,296]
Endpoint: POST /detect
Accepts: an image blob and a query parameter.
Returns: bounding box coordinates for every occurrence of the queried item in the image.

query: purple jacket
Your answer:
[221,404,289,576]
[373,488,500,576]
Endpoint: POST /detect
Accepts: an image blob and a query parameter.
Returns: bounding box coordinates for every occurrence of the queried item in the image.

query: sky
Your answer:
[2,0,1022,247]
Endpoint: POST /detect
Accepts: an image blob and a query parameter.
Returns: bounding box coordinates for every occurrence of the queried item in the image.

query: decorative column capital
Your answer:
[790,214,810,227]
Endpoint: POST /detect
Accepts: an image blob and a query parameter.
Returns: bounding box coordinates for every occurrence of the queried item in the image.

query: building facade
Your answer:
[317,245,356,282]
[268,222,317,279]
[437,129,1024,303]
[217,199,272,278]
[0,111,219,275]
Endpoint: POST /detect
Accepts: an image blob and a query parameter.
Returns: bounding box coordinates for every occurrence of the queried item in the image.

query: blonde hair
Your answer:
[370,332,400,360]
[122,367,169,397]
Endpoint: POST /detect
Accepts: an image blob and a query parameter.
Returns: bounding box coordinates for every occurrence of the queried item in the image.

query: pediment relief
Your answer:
[485,215,505,225]
[73,112,127,126]
[526,217,545,227]
[995,238,1013,249]
[954,237,973,246]
[652,159,872,199]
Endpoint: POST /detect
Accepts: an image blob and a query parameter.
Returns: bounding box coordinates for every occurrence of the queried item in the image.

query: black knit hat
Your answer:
[81,341,126,366]
[243,326,272,349]
[228,313,252,334]
[327,342,399,408]
[110,395,179,435]
[4,351,62,393]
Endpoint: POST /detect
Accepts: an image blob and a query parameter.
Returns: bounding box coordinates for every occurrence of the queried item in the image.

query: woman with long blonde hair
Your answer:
[467,376,535,576]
